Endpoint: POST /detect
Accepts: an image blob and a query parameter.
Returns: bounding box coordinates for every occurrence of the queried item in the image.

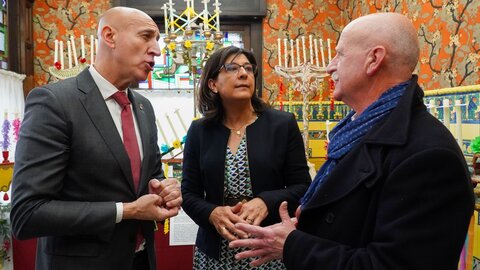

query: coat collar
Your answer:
[362,75,424,146]
[301,75,425,211]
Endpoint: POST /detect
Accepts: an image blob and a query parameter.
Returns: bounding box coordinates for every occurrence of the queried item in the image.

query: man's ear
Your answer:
[365,46,386,76]
[101,26,116,49]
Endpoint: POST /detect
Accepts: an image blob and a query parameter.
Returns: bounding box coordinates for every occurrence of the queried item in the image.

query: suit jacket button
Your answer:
[325,212,335,224]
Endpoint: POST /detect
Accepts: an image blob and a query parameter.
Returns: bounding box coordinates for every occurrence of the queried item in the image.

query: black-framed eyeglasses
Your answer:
[220,63,257,75]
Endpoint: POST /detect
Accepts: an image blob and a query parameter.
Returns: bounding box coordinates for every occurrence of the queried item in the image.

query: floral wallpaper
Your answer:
[33,0,110,86]
[32,0,480,98]
[262,0,480,102]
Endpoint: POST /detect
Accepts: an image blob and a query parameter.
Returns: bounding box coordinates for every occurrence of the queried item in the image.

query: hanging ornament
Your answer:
[278,80,284,111]
[329,78,335,112]
[3,193,9,201]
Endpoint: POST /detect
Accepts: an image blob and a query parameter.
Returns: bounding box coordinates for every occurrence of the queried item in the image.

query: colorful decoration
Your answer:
[1,118,10,151]
[472,136,480,154]
[0,203,11,263]
[278,81,284,111]
[12,118,21,142]
[164,218,169,234]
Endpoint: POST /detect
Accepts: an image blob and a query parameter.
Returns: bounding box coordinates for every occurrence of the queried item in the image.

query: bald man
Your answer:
[230,13,474,270]
[11,7,182,270]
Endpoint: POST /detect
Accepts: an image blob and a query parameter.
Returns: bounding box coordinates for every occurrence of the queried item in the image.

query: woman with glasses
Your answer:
[181,46,311,269]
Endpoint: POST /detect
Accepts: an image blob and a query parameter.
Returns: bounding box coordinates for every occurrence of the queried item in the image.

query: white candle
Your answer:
[428,99,437,117]
[156,119,175,157]
[203,0,208,31]
[290,39,294,67]
[169,0,174,32]
[54,39,58,63]
[309,35,314,65]
[301,36,306,65]
[70,36,78,66]
[90,35,94,64]
[320,39,326,67]
[327,38,332,63]
[277,38,281,66]
[60,41,64,69]
[80,35,85,59]
[162,4,169,35]
[215,0,221,31]
[443,99,450,129]
[454,100,463,148]
[314,38,319,66]
[165,113,183,150]
[186,0,191,27]
[296,39,300,66]
[95,38,98,61]
[283,38,288,68]
[174,109,188,133]
[67,40,72,69]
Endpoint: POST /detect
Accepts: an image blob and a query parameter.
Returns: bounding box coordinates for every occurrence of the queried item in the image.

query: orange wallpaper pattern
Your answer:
[32,1,480,97]
[33,0,110,86]
[262,0,480,102]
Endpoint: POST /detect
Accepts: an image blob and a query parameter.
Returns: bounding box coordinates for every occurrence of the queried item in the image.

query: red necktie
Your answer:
[112,91,141,191]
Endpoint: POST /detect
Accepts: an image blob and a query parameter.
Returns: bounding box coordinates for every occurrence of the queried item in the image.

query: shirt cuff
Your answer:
[115,202,123,223]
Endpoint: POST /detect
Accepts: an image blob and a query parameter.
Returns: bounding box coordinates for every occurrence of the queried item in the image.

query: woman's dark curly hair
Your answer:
[197,46,268,123]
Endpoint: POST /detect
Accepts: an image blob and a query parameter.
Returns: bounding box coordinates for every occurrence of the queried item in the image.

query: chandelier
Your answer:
[161,0,224,76]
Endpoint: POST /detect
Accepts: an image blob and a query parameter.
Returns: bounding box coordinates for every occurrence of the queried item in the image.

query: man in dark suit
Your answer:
[10,7,182,270]
[230,13,474,269]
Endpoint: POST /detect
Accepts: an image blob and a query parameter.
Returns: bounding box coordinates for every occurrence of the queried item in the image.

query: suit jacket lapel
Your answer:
[129,90,150,195]
[76,69,136,194]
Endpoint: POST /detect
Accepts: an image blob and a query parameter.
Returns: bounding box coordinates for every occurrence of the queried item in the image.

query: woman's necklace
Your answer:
[226,115,258,137]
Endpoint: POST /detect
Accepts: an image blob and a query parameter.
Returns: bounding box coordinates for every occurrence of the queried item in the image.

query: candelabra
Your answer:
[49,35,96,80]
[275,35,332,160]
[162,0,224,76]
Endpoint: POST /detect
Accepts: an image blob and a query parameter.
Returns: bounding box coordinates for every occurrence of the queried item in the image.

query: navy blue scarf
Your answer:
[300,82,409,206]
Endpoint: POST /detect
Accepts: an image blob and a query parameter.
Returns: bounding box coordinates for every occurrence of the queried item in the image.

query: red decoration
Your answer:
[54,61,62,70]
[80,58,87,63]
[3,193,8,201]
[278,81,284,111]
[329,78,335,111]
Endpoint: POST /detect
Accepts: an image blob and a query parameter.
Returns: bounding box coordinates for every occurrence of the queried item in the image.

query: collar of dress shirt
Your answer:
[88,65,129,100]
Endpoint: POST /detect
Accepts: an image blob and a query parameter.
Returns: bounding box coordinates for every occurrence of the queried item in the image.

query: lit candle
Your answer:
[156,119,175,158]
[320,39,326,67]
[67,40,72,69]
[277,38,281,66]
[60,41,64,69]
[301,36,306,65]
[70,36,78,66]
[290,39,294,67]
[309,34,314,65]
[327,38,332,63]
[165,113,183,150]
[314,38,319,66]
[90,35,94,65]
[80,35,85,59]
[296,39,300,66]
[162,5,169,35]
[443,99,450,129]
[54,39,58,63]
[454,100,463,148]
[283,38,288,68]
